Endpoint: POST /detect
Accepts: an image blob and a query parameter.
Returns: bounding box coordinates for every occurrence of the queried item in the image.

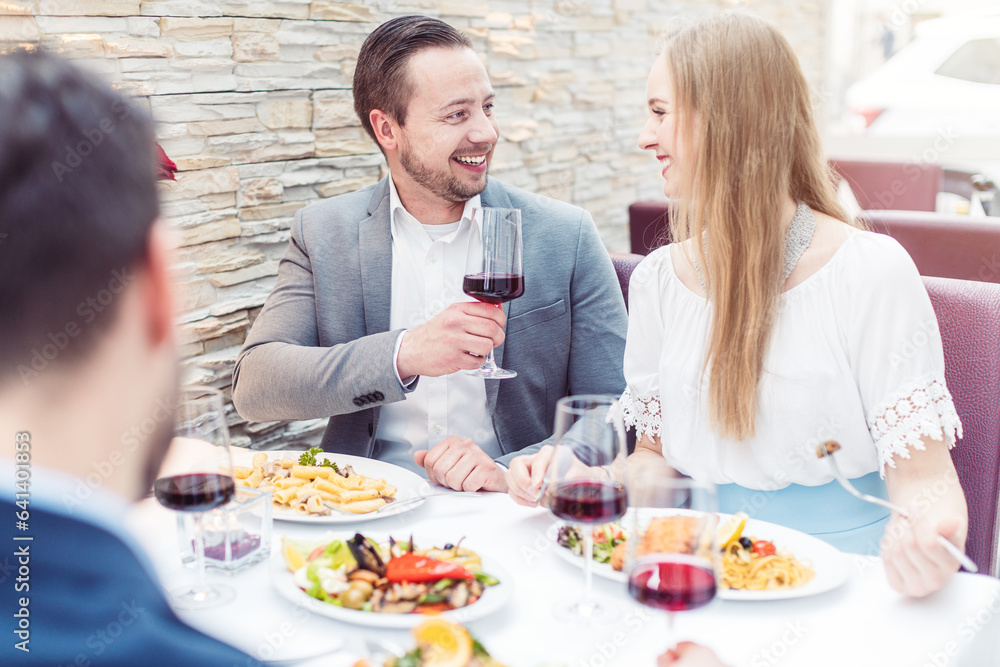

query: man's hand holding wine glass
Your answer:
[395,301,506,378]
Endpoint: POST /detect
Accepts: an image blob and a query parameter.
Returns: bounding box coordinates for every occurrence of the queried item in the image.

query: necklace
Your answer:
[694,201,816,293]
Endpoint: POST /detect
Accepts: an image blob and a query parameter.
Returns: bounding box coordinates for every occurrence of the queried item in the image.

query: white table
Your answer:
[128,493,1000,666]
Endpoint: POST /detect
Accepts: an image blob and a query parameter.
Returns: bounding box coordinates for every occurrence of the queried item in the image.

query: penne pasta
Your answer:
[236,452,396,516]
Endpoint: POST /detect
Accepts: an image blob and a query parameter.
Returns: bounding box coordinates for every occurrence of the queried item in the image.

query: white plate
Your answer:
[270,533,513,628]
[232,449,428,524]
[552,513,849,601]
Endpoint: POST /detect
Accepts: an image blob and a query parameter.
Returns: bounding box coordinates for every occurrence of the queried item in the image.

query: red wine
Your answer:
[154,473,235,512]
[628,557,717,612]
[463,273,524,304]
[547,480,627,524]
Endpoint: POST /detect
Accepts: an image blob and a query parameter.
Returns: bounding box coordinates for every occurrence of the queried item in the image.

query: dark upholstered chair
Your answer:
[609,252,646,310]
[628,201,670,256]
[925,276,1000,576]
[628,203,1000,285]
[864,210,1000,284]
[609,254,1000,575]
[830,158,942,212]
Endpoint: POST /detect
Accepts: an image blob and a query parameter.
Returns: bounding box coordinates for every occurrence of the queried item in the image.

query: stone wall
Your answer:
[2,0,830,450]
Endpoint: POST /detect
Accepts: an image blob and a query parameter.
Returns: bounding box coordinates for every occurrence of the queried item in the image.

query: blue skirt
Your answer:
[717,472,890,555]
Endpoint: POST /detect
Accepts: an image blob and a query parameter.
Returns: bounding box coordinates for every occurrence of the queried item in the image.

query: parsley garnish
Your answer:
[298,447,339,471]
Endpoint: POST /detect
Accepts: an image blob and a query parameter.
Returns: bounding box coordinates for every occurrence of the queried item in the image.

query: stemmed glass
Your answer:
[463,207,523,379]
[542,395,628,622]
[626,469,719,650]
[153,386,237,610]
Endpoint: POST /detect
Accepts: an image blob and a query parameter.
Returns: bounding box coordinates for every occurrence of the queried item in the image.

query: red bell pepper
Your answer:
[384,553,474,583]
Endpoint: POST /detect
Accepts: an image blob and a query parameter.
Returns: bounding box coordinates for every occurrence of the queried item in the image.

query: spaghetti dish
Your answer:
[604,513,816,592]
[717,513,815,591]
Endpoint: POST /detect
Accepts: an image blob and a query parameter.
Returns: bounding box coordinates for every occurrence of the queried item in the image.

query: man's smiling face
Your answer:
[394,46,499,204]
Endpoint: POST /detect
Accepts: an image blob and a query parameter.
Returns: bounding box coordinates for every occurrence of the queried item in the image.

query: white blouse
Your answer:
[620,230,962,489]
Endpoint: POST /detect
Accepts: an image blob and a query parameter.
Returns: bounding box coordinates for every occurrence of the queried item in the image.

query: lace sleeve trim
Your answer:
[619,387,662,442]
[867,373,963,477]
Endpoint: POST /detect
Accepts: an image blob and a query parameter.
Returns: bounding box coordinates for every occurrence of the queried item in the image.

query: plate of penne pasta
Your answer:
[233,448,428,523]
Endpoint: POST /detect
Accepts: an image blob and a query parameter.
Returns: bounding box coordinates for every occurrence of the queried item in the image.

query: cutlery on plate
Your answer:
[816,440,978,573]
[323,490,484,516]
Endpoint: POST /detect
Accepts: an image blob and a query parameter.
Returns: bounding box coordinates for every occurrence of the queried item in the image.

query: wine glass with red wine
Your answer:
[463,207,523,379]
[542,395,628,622]
[626,471,719,650]
[153,386,237,610]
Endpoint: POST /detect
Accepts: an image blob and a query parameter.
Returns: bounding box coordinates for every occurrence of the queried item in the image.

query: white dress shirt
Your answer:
[373,176,501,473]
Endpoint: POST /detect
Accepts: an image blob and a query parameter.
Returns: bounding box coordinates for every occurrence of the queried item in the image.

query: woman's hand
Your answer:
[657,642,730,667]
[505,445,555,506]
[883,434,969,598]
[880,509,966,598]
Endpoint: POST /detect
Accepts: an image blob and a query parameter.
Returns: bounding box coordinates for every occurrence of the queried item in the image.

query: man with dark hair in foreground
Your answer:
[232,16,628,491]
[0,50,251,664]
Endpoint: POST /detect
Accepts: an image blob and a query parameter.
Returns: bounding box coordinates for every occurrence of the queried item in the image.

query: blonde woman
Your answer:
[508,12,968,598]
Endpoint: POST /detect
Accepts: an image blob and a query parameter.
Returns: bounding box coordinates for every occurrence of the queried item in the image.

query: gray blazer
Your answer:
[231,177,627,466]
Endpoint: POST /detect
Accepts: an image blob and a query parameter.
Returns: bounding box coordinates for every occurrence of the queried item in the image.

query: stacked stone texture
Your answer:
[2,0,829,450]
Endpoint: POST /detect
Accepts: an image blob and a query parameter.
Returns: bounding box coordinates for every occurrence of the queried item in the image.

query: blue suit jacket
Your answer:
[0,501,251,666]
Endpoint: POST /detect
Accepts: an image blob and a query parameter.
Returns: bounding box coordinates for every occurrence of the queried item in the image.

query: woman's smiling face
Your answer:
[637,56,695,199]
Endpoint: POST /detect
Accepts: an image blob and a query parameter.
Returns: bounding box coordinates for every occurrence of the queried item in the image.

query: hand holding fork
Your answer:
[816,440,977,573]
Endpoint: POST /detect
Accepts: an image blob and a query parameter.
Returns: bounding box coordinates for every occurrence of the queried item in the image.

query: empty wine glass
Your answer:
[153,386,237,610]
[626,469,719,651]
[463,207,523,379]
[542,395,628,622]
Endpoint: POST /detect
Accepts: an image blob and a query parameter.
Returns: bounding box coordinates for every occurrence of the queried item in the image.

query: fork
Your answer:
[323,490,484,516]
[816,440,978,573]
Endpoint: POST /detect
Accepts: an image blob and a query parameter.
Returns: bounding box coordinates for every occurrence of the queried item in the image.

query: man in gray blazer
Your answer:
[232,15,627,492]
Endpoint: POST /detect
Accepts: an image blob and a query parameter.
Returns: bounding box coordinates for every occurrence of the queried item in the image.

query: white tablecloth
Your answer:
[128,493,1000,667]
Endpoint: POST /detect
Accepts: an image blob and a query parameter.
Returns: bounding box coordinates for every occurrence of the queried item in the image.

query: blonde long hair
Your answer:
[661,13,857,440]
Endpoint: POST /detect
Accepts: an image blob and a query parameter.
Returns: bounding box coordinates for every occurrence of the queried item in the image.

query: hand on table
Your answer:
[414,436,507,492]
[506,445,555,507]
[658,642,730,667]
[881,511,966,598]
[396,302,506,378]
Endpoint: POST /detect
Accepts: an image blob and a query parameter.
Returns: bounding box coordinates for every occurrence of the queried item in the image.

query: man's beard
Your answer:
[139,374,180,498]
[399,139,490,203]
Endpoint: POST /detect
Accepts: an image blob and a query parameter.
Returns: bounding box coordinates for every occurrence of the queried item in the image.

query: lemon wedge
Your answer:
[281,537,306,572]
[412,618,473,667]
[716,512,748,550]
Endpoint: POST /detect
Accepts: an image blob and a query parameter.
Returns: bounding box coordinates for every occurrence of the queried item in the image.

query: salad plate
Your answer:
[270,532,513,628]
[553,512,850,601]
[231,449,430,524]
